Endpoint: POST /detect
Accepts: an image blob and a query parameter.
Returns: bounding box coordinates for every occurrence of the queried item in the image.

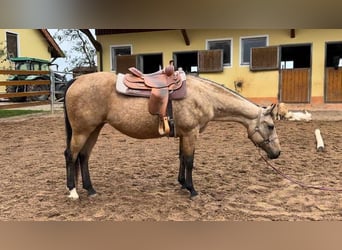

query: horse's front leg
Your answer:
[178,140,186,189]
[179,135,198,198]
[183,154,198,197]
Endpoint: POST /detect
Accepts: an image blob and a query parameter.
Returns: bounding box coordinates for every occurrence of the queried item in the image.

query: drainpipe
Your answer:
[97,48,103,71]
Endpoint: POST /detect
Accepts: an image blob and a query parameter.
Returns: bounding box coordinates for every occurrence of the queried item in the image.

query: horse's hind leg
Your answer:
[64,147,79,199]
[65,130,96,199]
[65,133,89,199]
[79,124,104,197]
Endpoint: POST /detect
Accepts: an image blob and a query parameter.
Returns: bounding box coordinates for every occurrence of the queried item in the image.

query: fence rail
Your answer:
[0,70,50,75]
[0,100,50,109]
[0,69,56,111]
[0,80,50,86]
[0,91,51,99]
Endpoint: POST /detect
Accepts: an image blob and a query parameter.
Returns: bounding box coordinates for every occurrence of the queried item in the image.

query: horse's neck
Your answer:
[202,80,259,127]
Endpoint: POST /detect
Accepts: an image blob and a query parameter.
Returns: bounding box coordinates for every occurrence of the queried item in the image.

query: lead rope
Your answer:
[257,149,342,192]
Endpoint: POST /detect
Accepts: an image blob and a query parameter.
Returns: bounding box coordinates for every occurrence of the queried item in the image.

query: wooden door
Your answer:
[325,67,342,102]
[280,68,310,103]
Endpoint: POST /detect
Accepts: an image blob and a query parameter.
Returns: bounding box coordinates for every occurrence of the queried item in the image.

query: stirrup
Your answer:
[158,116,170,136]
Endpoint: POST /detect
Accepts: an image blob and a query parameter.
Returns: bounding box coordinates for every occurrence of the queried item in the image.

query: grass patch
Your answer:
[0,109,47,118]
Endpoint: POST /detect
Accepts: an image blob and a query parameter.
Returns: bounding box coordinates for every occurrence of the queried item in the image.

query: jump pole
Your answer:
[314,129,324,152]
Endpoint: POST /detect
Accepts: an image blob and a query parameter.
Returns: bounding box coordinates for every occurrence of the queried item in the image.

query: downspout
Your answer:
[98,47,103,71]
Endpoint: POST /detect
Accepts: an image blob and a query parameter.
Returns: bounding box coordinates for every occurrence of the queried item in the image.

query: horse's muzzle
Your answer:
[268,150,281,159]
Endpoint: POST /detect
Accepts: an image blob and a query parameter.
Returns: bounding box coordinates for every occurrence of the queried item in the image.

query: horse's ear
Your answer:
[264,103,276,115]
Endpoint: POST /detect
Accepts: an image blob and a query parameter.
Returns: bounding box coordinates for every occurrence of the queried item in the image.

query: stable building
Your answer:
[90,29,342,110]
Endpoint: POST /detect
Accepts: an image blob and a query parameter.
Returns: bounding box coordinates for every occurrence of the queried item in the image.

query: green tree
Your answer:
[53,29,96,71]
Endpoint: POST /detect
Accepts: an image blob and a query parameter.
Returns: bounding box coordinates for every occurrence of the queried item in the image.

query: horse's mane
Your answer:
[187,75,260,107]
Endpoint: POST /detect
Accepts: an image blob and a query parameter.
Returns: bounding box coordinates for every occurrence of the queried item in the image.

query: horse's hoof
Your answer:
[190,190,198,199]
[68,196,79,201]
[87,188,97,197]
[68,188,79,200]
[88,193,97,198]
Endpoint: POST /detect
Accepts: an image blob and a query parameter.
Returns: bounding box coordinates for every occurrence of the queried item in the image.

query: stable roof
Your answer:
[39,29,65,58]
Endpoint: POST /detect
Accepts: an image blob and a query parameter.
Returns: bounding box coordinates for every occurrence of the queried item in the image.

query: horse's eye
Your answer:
[268,124,274,130]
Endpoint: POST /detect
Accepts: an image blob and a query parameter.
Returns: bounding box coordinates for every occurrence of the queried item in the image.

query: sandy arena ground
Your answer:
[0,110,342,221]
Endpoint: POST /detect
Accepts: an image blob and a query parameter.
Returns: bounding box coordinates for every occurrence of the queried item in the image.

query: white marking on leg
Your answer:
[68,188,79,200]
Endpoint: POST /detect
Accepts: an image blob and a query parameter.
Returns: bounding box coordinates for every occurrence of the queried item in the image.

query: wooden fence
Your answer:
[0,69,54,110]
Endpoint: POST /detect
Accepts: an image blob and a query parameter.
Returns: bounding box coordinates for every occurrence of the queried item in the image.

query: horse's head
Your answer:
[247,104,281,159]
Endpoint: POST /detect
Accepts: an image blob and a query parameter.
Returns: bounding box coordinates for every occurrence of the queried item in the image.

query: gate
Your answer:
[280,68,311,103]
[325,67,342,102]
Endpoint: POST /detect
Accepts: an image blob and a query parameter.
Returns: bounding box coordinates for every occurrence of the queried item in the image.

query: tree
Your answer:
[53,29,96,72]
[0,41,7,63]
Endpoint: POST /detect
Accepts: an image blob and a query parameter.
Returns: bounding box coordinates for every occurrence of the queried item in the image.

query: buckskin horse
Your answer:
[63,67,281,200]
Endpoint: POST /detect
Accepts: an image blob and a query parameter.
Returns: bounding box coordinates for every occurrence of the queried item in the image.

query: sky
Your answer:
[48,29,96,74]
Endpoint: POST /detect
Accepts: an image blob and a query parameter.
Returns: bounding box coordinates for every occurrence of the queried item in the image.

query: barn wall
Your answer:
[97,29,342,106]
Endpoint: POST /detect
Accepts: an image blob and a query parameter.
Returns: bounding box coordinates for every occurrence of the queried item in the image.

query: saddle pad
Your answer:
[116,73,150,97]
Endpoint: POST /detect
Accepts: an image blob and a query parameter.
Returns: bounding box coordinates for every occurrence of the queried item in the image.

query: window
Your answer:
[173,50,223,73]
[173,51,199,73]
[33,63,41,71]
[241,36,267,65]
[16,62,29,70]
[6,32,18,58]
[41,63,49,71]
[115,53,163,74]
[207,39,232,66]
[110,45,132,71]
[137,53,163,73]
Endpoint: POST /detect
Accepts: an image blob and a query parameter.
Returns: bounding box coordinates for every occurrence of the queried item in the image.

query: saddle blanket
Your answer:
[116,73,150,97]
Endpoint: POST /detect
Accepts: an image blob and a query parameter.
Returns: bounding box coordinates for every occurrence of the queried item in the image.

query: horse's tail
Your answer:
[64,78,76,150]
[64,78,80,185]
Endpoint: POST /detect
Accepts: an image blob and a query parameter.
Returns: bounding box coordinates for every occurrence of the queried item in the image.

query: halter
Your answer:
[248,108,276,148]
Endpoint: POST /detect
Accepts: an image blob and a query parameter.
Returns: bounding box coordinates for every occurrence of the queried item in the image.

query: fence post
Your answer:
[49,69,55,114]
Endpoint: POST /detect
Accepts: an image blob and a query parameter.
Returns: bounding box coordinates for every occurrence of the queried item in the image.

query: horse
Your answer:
[63,71,281,200]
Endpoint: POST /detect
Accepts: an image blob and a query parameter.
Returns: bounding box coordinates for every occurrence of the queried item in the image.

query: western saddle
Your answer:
[120,65,186,136]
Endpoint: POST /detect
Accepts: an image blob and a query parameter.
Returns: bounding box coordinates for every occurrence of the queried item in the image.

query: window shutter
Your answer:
[116,55,137,74]
[250,46,279,71]
[198,49,223,73]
